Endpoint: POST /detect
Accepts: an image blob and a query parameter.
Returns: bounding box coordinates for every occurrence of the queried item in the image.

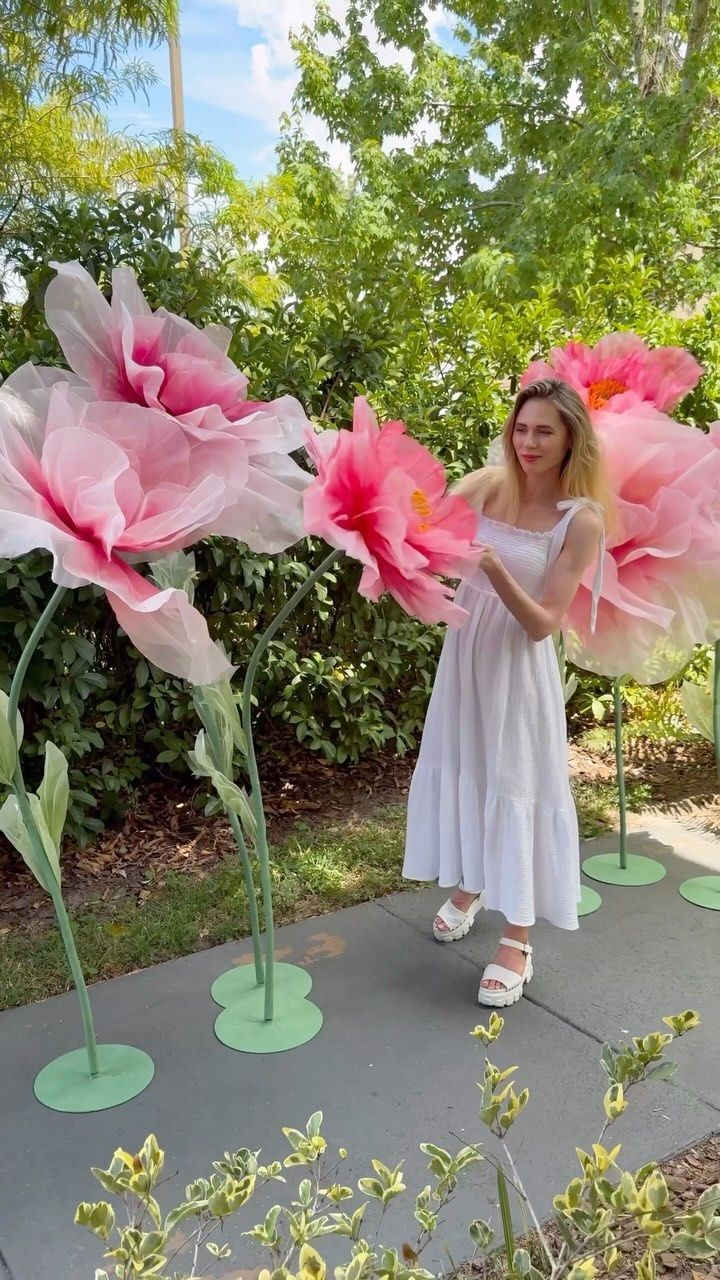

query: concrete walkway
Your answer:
[0,817,718,1279]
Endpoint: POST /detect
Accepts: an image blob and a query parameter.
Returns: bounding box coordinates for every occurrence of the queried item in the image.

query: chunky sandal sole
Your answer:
[432,892,485,943]
[477,937,533,1007]
[477,961,533,1007]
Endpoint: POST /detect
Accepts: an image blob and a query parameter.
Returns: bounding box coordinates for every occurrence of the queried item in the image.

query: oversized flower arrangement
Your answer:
[0,262,479,1102]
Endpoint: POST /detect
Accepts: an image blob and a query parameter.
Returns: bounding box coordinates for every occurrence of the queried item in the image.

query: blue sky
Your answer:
[108,0,456,182]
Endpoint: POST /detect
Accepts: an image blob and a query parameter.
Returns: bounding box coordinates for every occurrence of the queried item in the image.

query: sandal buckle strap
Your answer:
[498,936,532,954]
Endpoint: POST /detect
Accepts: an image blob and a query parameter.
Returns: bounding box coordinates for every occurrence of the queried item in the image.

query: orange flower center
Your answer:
[588,377,628,410]
[411,488,433,533]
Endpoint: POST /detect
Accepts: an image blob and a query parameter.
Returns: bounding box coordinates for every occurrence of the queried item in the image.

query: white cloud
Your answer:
[424,4,455,39]
[183,0,455,172]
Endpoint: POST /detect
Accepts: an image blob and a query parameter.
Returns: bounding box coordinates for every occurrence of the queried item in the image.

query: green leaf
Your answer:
[469,1218,494,1249]
[671,1232,717,1260]
[645,1061,678,1082]
[307,1111,323,1138]
[38,741,69,851]
[497,1168,515,1264]
[512,1247,532,1277]
[681,680,714,742]
[74,1201,115,1241]
[187,730,257,840]
[0,792,61,891]
[0,691,22,785]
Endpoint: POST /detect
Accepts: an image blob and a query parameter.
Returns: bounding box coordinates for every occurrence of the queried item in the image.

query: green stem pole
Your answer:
[613,678,627,871]
[8,585,100,1077]
[713,640,720,782]
[242,548,343,1022]
[195,691,264,985]
[227,811,264,984]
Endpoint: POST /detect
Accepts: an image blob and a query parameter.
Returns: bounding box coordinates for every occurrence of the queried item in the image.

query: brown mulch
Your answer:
[570,735,720,832]
[570,735,718,804]
[0,729,415,931]
[1,730,718,934]
[473,1133,720,1280]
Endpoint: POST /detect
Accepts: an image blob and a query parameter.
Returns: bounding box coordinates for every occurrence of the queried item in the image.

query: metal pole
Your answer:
[613,678,627,869]
[707,640,712,778]
[168,29,189,247]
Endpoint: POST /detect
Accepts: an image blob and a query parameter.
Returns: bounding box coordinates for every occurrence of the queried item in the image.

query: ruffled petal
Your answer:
[63,542,232,684]
[45,261,120,394]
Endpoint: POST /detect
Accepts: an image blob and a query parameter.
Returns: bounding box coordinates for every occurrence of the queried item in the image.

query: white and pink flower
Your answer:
[42,261,310,553]
[0,377,235,684]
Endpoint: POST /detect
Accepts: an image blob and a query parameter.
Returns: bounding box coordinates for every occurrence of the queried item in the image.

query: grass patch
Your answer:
[573,780,615,838]
[0,806,408,1011]
[573,776,652,840]
[0,783,632,1010]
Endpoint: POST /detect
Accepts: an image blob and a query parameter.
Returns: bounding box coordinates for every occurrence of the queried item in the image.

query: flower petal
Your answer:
[63,542,232,684]
[45,261,120,394]
[213,452,309,553]
[111,265,152,317]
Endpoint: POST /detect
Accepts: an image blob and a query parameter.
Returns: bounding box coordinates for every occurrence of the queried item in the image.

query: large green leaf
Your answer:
[0,791,61,891]
[681,681,714,743]
[187,730,257,843]
[0,691,23,786]
[38,740,70,851]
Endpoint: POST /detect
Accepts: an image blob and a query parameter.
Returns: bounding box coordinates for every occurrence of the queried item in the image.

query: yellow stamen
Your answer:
[588,378,628,410]
[411,488,433,520]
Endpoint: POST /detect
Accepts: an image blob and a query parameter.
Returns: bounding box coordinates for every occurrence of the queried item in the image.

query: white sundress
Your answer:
[402,498,604,932]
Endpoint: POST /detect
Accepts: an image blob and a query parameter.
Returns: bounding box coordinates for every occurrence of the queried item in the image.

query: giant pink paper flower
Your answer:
[522,332,702,415]
[42,261,310,552]
[303,397,479,626]
[0,376,235,685]
[564,406,720,682]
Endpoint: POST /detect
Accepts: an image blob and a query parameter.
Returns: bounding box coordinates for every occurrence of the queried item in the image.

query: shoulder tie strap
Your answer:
[556,499,605,634]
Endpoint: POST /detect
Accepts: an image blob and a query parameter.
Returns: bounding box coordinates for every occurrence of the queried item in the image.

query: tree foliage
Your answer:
[2,1,720,846]
[289,0,720,307]
[0,0,234,242]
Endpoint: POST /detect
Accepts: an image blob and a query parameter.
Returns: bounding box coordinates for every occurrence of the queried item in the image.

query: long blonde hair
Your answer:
[455,378,616,533]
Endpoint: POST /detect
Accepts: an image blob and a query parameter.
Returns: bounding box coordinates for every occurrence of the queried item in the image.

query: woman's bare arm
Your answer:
[478,509,602,642]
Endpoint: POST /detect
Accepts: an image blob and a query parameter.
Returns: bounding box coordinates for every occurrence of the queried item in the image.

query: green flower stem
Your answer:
[194,691,264,985]
[227,811,264,984]
[7,584,100,1077]
[613,678,627,870]
[7,584,68,731]
[713,640,720,782]
[242,548,343,1022]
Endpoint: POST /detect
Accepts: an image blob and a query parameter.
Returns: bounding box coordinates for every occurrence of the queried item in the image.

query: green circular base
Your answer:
[212,960,312,1008]
[679,875,720,910]
[214,984,323,1054]
[578,885,602,916]
[34,1044,155,1113]
[582,853,667,887]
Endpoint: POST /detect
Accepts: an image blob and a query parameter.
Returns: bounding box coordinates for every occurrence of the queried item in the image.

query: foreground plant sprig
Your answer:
[77,1010,720,1280]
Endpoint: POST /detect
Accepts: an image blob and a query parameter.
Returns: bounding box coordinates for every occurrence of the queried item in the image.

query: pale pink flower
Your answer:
[564,406,720,682]
[0,377,235,684]
[303,397,479,626]
[522,332,702,414]
[42,261,310,552]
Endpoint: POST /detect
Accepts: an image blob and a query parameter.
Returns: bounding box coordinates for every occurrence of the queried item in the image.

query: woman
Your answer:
[403,377,612,1008]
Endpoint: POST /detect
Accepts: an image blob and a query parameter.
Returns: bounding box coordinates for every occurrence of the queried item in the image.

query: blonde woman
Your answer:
[403,378,612,1007]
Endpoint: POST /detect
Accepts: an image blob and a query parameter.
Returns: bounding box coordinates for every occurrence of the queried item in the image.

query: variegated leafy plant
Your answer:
[78,1011,719,1280]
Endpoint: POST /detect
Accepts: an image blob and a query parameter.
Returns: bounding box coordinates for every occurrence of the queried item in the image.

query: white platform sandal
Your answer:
[477,937,533,1007]
[432,892,485,943]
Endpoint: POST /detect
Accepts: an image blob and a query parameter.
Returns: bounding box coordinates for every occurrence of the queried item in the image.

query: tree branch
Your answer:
[628,0,648,87]
[681,0,711,93]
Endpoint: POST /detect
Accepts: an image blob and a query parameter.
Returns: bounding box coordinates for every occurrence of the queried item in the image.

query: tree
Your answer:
[0,0,230,240]
[287,0,720,310]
